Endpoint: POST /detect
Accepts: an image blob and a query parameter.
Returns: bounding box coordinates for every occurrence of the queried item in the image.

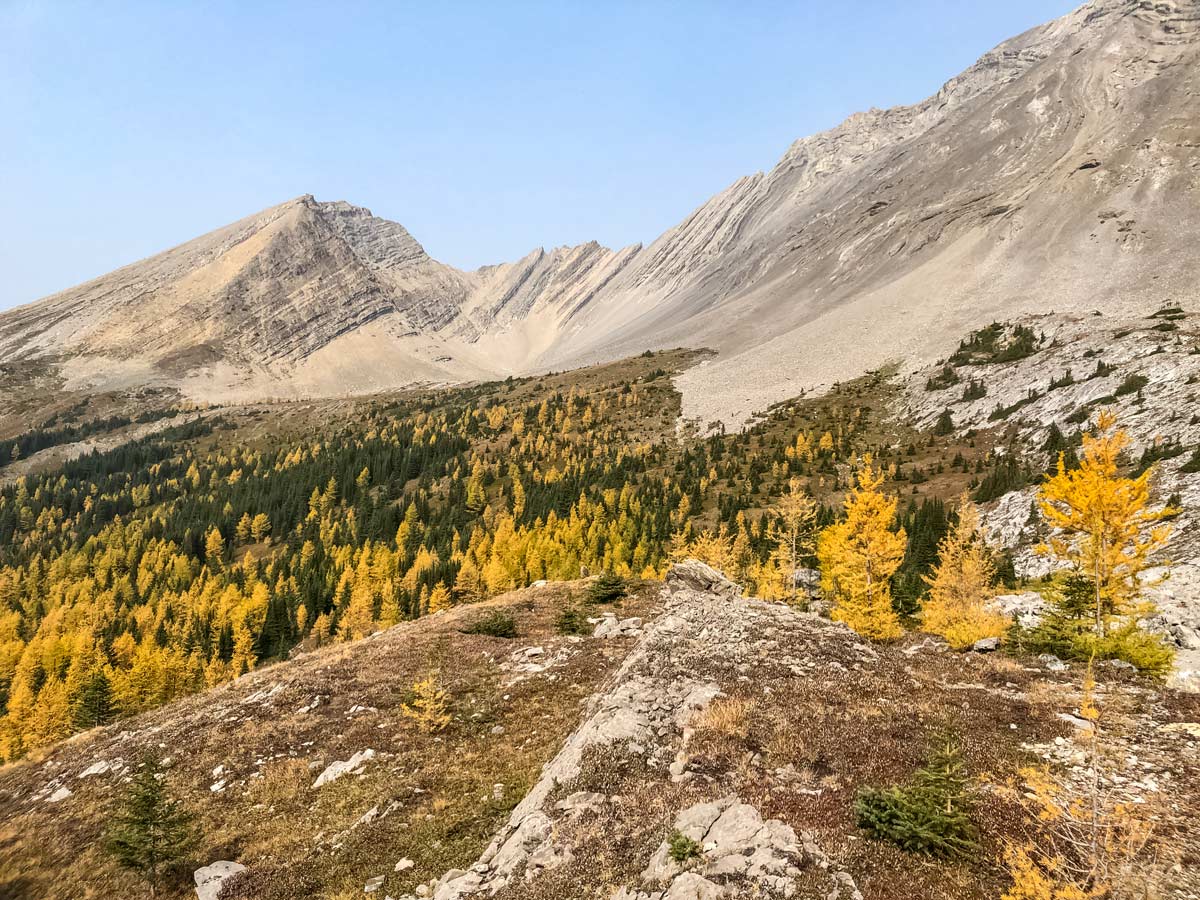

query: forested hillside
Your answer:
[0,349,1005,760]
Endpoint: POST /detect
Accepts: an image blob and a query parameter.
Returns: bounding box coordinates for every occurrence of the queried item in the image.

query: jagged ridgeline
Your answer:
[0,351,999,760]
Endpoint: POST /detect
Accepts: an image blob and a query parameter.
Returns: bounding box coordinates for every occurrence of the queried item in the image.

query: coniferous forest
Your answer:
[0,349,1123,760]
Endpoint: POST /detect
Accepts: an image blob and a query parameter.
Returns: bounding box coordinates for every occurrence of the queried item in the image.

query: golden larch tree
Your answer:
[1001,666,1156,900]
[769,477,817,603]
[921,495,1009,649]
[1038,410,1171,636]
[817,455,906,640]
[401,674,451,734]
[203,526,225,569]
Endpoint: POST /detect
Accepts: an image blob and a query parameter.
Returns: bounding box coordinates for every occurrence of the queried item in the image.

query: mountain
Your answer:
[2,0,1198,420]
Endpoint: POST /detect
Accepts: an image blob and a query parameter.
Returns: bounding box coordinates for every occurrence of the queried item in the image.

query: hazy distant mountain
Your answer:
[2,0,1197,419]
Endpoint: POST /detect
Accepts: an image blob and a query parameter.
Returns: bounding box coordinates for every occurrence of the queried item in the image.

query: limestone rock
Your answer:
[312,749,375,789]
[194,861,247,900]
[666,560,740,601]
[663,873,723,899]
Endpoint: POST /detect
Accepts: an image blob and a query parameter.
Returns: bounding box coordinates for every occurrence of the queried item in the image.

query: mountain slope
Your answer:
[1,0,1198,418]
[3,567,1196,900]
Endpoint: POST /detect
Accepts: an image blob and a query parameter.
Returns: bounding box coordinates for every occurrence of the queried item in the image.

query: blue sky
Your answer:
[0,0,1077,310]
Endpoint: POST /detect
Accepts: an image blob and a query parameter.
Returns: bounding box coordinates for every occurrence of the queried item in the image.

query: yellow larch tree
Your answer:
[769,477,817,603]
[250,513,271,543]
[427,583,452,614]
[203,526,225,568]
[339,579,377,641]
[1038,410,1171,636]
[401,673,451,734]
[817,455,906,640]
[1001,666,1156,900]
[921,495,1009,649]
[235,512,253,544]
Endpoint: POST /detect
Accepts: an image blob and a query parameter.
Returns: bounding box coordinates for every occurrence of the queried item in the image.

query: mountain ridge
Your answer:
[2,0,1197,420]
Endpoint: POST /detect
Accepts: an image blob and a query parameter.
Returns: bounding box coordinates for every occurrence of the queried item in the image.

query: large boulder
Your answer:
[790,567,822,600]
[991,591,1044,628]
[666,560,741,600]
[194,861,247,900]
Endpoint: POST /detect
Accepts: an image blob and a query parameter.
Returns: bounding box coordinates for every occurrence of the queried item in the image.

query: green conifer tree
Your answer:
[106,755,197,897]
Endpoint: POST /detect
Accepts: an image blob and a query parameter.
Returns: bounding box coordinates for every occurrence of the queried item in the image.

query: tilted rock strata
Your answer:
[2,1,1197,419]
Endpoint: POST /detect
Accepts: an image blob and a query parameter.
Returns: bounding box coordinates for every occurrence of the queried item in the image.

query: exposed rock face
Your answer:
[665,559,742,601]
[902,310,1200,689]
[2,1,1197,419]
[638,797,823,897]
[402,563,862,900]
[311,748,375,789]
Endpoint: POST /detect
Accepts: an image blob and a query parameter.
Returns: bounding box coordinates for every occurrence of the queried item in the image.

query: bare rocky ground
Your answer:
[901,308,1200,690]
[400,563,1199,900]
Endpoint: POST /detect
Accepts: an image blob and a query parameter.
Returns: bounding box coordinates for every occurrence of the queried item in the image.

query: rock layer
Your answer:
[2,0,1198,421]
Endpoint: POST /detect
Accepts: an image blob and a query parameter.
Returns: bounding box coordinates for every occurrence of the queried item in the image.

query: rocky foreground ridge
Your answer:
[398,562,1199,900]
[416,561,865,900]
[2,565,1198,899]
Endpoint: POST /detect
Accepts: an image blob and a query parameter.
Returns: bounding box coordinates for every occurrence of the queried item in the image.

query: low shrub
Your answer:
[1114,373,1148,397]
[587,571,628,604]
[667,830,702,863]
[1016,576,1175,678]
[556,605,589,635]
[462,610,518,638]
[856,737,978,858]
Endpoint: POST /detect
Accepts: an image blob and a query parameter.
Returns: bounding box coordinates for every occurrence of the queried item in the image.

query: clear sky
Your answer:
[0,0,1077,311]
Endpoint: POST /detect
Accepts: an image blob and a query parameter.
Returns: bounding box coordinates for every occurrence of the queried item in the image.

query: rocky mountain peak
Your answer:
[1,0,1197,420]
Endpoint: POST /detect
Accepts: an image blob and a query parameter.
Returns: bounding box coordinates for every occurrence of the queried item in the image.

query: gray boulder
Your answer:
[195,861,247,900]
[791,567,822,599]
[666,560,741,600]
[664,873,724,899]
[312,748,375,789]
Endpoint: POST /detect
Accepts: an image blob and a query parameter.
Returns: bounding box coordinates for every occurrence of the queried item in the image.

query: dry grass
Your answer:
[0,580,661,900]
[693,696,753,739]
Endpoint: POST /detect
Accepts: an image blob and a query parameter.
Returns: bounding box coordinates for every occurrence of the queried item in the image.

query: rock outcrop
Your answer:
[194,861,247,900]
[403,562,862,900]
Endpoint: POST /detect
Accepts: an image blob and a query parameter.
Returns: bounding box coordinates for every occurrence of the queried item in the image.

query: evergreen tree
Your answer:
[856,736,977,858]
[933,409,954,436]
[106,754,197,897]
[72,668,114,730]
[891,498,950,616]
[587,571,628,605]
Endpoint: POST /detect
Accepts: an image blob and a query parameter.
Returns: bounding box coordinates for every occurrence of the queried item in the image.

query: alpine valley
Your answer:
[1,3,1199,900]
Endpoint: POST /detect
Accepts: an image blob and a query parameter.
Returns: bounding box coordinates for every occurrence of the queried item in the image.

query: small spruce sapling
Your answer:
[587,571,628,605]
[855,736,978,858]
[106,754,197,897]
